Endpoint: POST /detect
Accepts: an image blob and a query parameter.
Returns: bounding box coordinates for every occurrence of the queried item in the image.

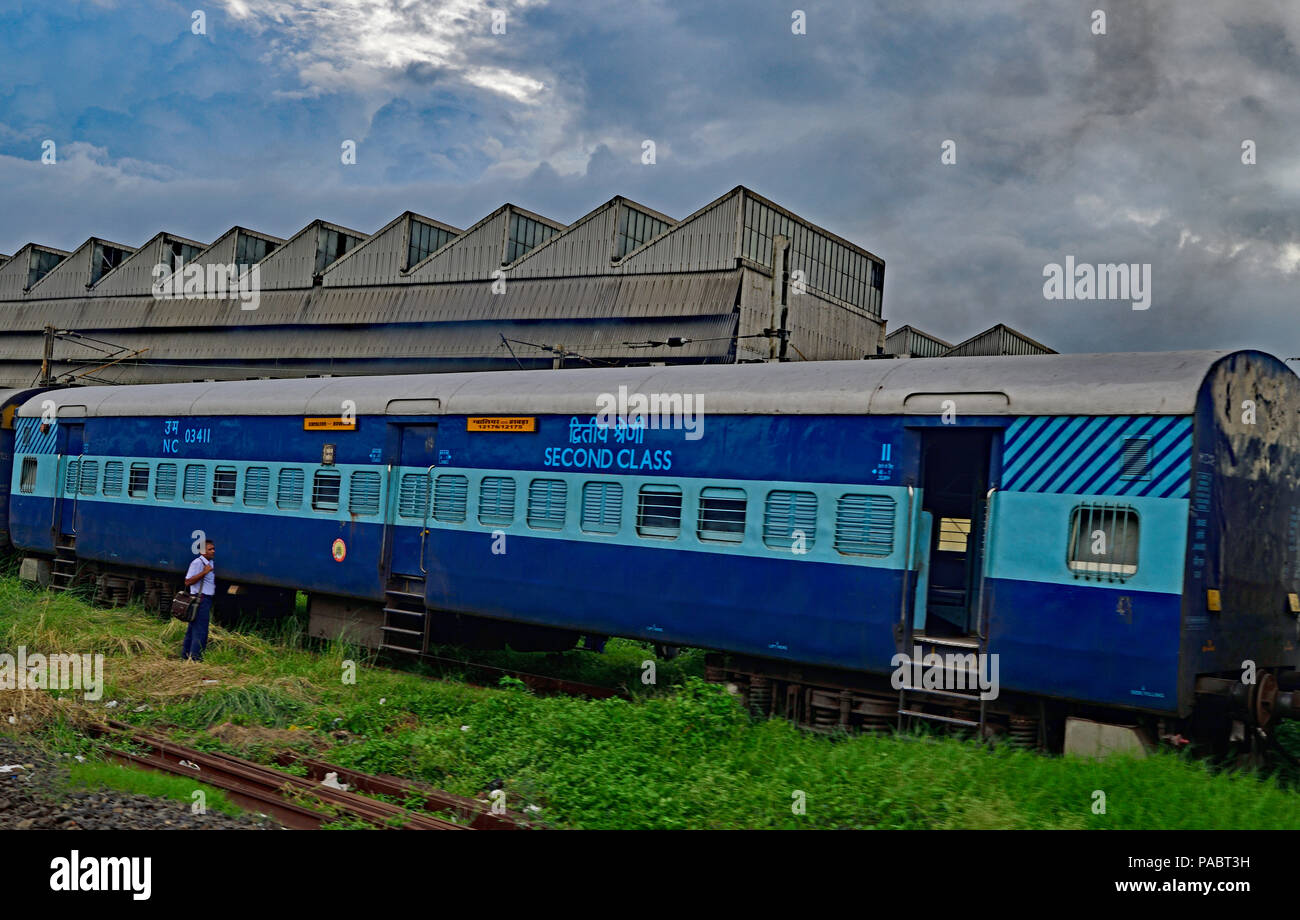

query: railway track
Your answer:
[87,721,530,830]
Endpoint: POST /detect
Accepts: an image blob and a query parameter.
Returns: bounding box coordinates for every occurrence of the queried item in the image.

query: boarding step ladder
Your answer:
[381,575,427,654]
[50,536,78,594]
[896,634,988,736]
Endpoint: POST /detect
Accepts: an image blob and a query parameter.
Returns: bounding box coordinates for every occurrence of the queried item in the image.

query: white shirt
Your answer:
[186,556,215,596]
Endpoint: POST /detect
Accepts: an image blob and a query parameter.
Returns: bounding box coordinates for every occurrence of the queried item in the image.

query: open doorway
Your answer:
[916,428,993,638]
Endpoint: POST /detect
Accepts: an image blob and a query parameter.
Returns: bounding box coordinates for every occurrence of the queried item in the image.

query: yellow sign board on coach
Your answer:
[467,417,537,432]
[303,417,357,431]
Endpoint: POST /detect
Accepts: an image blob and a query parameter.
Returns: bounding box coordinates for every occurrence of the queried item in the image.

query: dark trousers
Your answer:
[182,595,214,661]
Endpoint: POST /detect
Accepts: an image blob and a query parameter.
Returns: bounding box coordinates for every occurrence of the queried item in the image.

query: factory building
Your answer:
[884,323,1055,359]
[0,186,888,388]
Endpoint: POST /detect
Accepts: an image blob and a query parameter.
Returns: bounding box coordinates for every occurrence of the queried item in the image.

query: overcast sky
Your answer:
[1,0,1297,357]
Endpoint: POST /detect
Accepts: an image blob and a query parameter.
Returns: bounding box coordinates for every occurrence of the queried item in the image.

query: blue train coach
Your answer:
[7,349,1300,751]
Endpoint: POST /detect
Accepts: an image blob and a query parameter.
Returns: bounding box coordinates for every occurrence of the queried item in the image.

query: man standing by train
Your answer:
[181,541,217,661]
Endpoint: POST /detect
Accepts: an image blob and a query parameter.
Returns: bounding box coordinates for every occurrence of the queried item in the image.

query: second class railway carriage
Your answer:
[8,349,1300,751]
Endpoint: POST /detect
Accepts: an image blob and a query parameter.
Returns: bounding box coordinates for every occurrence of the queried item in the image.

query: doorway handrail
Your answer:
[419,463,435,575]
[898,485,914,628]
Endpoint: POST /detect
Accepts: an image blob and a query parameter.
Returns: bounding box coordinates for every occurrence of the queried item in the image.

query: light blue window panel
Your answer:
[79,460,99,496]
[349,470,381,516]
[698,487,746,543]
[183,464,207,503]
[432,474,469,522]
[580,481,623,534]
[277,468,304,510]
[398,473,430,519]
[19,457,36,494]
[155,463,178,501]
[637,484,682,539]
[103,461,124,497]
[213,466,237,504]
[763,490,817,551]
[312,471,341,512]
[244,467,270,507]
[64,459,79,495]
[835,494,895,557]
[478,476,516,525]
[527,479,567,530]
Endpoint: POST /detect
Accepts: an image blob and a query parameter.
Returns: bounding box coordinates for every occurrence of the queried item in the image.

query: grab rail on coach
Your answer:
[419,463,435,575]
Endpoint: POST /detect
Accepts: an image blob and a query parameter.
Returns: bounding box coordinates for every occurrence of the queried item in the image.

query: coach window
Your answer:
[103,461,124,497]
[155,463,178,501]
[698,487,746,543]
[637,484,682,539]
[312,470,341,512]
[212,466,238,504]
[397,473,429,519]
[580,481,623,535]
[763,490,817,551]
[183,464,207,503]
[478,476,517,526]
[19,457,37,494]
[277,469,305,510]
[834,494,896,557]
[349,470,381,516]
[243,467,270,507]
[432,474,469,523]
[527,479,567,531]
[1067,504,1139,581]
[128,463,150,498]
[79,460,99,496]
[64,460,80,495]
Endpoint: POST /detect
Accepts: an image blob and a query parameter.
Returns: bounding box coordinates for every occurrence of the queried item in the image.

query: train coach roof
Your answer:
[15,350,1288,419]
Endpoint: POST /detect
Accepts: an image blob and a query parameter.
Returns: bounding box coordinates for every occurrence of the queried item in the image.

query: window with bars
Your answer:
[478,476,517,526]
[277,468,304,510]
[155,463,177,501]
[20,457,37,494]
[312,470,341,511]
[183,464,206,503]
[580,481,623,535]
[103,461,124,497]
[64,460,79,495]
[637,485,682,539]
[243,467,270,506]
[763,490,817,551]
[78,460,99,496]
[834,494,895,557]
[128,463,150,498]
[1067,504,1139,579]
[433,474,468,522]
[349,471,381,516]
[698,487,747,543]
[527,479,567,530]
[398,473,429,519]
[212,466,237,504]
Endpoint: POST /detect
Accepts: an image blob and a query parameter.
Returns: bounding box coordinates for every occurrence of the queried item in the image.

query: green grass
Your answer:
[62,758,246,817]
[7,574,1300,828]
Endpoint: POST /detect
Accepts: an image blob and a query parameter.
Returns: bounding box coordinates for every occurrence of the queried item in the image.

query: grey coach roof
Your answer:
[18,350,1275,420]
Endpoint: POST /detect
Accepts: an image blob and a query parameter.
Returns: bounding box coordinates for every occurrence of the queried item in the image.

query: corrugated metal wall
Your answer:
[620,193,740,274]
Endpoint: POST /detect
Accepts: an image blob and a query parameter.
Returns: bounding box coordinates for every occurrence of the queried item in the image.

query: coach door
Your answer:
[385,424,437,577]
[55,422,85,538]
[914,428,994,639]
